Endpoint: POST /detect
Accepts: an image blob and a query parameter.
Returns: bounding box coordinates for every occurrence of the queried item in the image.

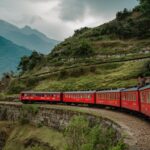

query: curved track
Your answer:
[0,102,150,150]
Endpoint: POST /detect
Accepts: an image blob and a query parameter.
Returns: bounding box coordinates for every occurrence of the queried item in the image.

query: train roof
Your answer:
[63,91,95,94]
[21,91,61,94]
[122,87,139,92]
[96,89,123,93]
[139,84,150,90]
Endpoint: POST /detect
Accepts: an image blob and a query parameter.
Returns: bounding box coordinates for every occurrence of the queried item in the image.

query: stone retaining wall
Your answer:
[0,103,122,143]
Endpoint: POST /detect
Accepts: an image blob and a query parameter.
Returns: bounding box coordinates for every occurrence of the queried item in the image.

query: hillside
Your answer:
[0,20,60,54]
[7,0,150,93]
[0,36,32,76]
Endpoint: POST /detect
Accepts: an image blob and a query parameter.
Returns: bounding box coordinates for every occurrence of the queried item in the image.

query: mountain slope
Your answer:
[7,0,150,93]
[0,20,60,54]
[0,36,32,76]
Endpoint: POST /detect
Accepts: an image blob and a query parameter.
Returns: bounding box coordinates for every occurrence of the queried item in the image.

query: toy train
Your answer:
[20,84,150,118]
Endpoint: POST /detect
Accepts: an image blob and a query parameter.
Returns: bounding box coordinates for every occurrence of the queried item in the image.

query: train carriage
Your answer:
[121,87,140,112]
[63,91,95,104]
[20,91,62,103]
[139,85,150,117]
[96,89,121,107]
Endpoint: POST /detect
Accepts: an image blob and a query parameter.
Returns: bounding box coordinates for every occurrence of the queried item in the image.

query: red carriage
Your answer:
[121,87,140,112]
[20,91,62,103]
[63,91,95,104]
[96,89,121,107]
[139,85,150,117]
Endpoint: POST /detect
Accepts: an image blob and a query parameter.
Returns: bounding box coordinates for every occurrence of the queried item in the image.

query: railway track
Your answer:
[0,101,149,150]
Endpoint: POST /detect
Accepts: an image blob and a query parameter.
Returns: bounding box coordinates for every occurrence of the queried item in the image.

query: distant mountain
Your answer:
[0,36,32,76]
[0,20,60,54]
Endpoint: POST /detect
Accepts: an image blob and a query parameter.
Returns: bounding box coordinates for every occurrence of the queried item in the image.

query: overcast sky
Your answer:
[0,0,138,40]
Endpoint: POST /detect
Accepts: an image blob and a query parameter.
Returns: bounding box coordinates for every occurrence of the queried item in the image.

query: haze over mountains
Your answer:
[0,20,60,76]
[0,36,32,76]
[0,20,60,54]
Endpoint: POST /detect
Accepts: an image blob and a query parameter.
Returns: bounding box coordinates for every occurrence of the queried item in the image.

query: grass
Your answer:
[32,60,147,91]
[0,92,19,101]
[3,124,67,150]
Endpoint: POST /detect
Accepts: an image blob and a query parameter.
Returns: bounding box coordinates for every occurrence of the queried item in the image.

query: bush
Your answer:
[58,69,68,79]
[26,77,38,88]
[8,80,26,94]
[20,105,39,125]
[64,116,126,150]
[72,40,94,58]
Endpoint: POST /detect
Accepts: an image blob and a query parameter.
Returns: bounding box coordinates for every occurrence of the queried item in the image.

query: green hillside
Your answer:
[7,0,150,93]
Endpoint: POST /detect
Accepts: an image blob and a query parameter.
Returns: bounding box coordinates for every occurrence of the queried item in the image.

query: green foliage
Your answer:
[116,8,131,21]
[65,116,90,150]
[20,105,39,125]
[58,69,68,79]
[111,141,127,150]
[8,80,26,94]
[139,0,150,16]
[26,77,39,88]
[64,116,125,150]
[3,124,67,150]
[22,105,39,115]
[74,27,90,36]
[18,51,44,72]
[142,60,150,76]
[72,40,94,58]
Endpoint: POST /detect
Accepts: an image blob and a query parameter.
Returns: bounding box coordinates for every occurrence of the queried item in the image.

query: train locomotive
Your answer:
[20,85,150,118]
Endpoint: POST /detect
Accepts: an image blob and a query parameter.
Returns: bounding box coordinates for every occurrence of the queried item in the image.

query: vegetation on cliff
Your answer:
[0,115,126,150]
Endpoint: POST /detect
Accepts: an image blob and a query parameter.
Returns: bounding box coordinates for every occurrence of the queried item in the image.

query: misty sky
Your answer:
[0,0,138,40]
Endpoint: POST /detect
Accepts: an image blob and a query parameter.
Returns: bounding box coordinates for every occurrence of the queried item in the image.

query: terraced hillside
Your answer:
[6,0,150,94]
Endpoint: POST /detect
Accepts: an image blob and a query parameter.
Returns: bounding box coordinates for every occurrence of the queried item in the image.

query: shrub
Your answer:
[20,105,39,125]
[8,80,26,94]
[58,69,68,79]
[64,116,125,150]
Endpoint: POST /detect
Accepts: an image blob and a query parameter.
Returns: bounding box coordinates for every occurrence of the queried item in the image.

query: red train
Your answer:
[20,85,150,118]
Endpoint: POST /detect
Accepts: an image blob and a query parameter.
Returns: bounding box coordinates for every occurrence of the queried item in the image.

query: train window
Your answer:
[146,91,150,103]
[130,94,133,101]
[100,94,102,99]
[111,93,113,100]
[134,94,136,101]
[148,92,150,103]
[143,92,146,102]
[122,94,126,101]
[115,93,117,100]
[108,93,110,100]
[103,94,105,99]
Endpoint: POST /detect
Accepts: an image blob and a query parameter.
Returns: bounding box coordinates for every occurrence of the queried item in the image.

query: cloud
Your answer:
[58,0,138,22]
[0,0,138,40]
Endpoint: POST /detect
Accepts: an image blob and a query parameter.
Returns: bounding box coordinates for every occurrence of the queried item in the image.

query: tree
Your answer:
[116,8,130,21]
[138,0,150,16]
[18,51,44,72]
[72,40,94,58]
[18,56,30,72]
